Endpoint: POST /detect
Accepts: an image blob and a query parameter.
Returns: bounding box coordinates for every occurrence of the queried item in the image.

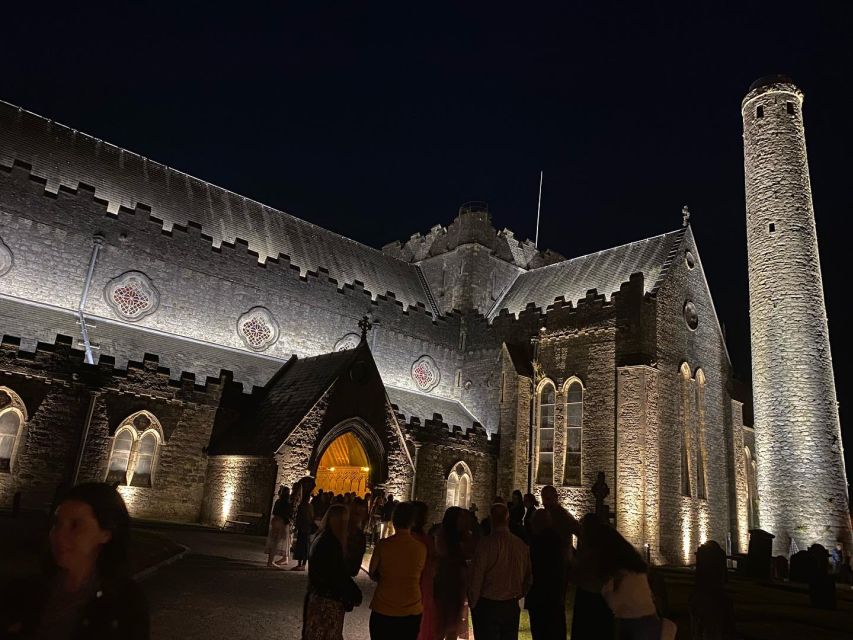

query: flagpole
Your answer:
[535,170,543,248]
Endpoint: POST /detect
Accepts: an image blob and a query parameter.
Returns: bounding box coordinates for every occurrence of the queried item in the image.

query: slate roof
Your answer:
[0,294,284,388]
[0,100,434,312]
[490,228,686,319]
[385,386,480,430]
[210,345,362,455]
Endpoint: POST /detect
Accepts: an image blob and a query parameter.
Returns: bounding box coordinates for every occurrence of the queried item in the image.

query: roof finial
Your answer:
[358,315,373,340]
[682,204,691,227]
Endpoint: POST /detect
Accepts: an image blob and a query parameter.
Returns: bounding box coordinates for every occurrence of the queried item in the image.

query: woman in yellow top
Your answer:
[368,501,427,640]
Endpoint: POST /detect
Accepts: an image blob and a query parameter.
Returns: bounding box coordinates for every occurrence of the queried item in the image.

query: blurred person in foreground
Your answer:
[303,503,362,640]
[1,482,148,639]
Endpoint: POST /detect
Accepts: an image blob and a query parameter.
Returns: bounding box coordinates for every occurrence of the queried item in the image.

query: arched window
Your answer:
[106,412,162,487]
[744,446,759,528]
[131,431,158,487]
[0,409,23,472]
[679,363,692,497]
[695,370,708,500]
[446,462,473,509]
[0,387,27,474]
[106,428,134,485]
[563,380,583,486]
[536,381,556,485]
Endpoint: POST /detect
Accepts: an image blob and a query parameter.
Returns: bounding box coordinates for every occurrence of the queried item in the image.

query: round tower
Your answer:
[742,76,852,554]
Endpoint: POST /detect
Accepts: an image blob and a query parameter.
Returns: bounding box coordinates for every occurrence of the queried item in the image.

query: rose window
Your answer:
[411,355,440,392]
[104,272,160,321]
[0,237,12,277]
[335,333,361,351]
[237,307,279,351]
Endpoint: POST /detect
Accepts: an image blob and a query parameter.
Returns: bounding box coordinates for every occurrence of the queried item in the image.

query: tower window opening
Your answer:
[769,223,776,233]
[787,102,795,115]
[756,105,764,118]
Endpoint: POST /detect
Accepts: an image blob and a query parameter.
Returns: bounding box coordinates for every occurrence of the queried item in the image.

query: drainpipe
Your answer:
[410,442,421,500]
[527,329,543,494]
[78,234,105,365]
[72,390,99,485]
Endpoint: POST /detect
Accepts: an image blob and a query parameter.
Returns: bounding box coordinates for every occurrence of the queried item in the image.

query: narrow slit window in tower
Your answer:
[756,105,764,118]
[769,223,776,234]
[787,102,795,115]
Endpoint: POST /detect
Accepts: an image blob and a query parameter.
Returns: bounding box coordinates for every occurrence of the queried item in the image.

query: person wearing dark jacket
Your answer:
[303,504,362,640]
[525,509,567,639]
[1,482,149,639]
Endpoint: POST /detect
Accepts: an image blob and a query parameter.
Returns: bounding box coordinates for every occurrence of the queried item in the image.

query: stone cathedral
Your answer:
[0,76,848,564]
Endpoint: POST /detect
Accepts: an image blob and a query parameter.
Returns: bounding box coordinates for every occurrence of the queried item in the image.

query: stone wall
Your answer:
[201,456,278,530]
[616,365,661,563]
[653,228,732,564]
[410,419,497,522]
[0,334,224,523]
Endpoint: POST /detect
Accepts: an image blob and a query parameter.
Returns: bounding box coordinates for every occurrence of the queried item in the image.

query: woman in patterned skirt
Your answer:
[302,504,362,640]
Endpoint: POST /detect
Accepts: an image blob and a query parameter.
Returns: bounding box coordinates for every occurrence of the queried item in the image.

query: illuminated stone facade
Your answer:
[742,77,852,554]
[0,84,845,563]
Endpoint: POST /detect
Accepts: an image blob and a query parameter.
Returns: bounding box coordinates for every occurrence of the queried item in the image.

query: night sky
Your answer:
[3,3,852,478]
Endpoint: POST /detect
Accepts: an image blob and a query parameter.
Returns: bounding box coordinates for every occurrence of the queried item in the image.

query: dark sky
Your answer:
[3,3,852,475]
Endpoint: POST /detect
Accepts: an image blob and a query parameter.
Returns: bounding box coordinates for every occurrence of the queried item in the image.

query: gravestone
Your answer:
[747,529,774,580]
[807,544,836,611]
[689,541,736,640]
[789,550,811,583]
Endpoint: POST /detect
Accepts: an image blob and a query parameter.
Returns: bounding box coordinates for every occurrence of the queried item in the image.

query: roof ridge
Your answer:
[526,227,684,273]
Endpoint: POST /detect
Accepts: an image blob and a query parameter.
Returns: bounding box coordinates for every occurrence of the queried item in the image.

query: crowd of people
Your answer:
[289,481,677,640]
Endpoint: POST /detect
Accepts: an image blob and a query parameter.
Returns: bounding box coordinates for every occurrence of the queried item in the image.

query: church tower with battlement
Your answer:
[741,76,852,554]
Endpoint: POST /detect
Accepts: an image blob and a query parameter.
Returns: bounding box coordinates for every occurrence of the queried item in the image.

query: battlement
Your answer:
[382,203,564,269]
[0,332,232,403]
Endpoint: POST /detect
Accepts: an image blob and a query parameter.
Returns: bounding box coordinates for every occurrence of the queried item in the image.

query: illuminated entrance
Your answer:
[315,431,370,496]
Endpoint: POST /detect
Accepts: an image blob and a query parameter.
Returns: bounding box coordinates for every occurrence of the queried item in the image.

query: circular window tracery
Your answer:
[411,355,440,392]
[237,307,279,351]
[0,238,13,277]
[684,301,699,331]
[335,333,361,351]
[104,271,160,321]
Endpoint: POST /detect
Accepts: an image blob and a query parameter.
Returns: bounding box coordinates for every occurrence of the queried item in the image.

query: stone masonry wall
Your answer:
[742,79,852,553]
[412,422,497,524]
[201,456,278,530]
[654,228,732,564]
[616,365,662,564]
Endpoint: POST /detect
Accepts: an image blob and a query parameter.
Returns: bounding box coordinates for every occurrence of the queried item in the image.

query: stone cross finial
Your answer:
[682,205,691,227]
[358,315,373,340]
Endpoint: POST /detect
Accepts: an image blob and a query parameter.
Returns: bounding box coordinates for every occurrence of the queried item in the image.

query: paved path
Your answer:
[142,527,375,640]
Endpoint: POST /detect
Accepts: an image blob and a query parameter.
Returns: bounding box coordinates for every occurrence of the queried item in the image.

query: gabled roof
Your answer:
[209,343,364,455]
[0,100,434,312]
[386,386,480,430]
[489,228,686,319]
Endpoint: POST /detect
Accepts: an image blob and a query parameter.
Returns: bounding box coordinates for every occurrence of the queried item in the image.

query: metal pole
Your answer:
[78,235,104,365]
[534,171,543,248]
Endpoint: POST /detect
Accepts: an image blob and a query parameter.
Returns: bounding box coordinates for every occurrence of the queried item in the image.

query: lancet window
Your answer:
[536,381,556,485]
[563,380,583,486]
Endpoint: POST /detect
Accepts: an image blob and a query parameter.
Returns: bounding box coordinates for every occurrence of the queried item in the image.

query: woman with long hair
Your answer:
[2,482,148,638]
[573,516,676,640]
[303,503,362,640]
[267,485,293,568]
[410,502,437,640]
[433,506,475,640]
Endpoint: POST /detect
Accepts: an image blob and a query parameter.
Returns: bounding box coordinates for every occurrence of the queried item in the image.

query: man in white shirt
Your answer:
[468,502,532,640]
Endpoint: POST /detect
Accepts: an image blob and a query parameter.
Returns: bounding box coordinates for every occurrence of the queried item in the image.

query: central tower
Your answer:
[741,76,851,554]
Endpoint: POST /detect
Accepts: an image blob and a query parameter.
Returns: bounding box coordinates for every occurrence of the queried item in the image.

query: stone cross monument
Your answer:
[741,75,852,555]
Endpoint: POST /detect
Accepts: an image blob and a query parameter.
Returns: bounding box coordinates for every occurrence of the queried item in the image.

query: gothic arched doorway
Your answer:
[315,431,370,496]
